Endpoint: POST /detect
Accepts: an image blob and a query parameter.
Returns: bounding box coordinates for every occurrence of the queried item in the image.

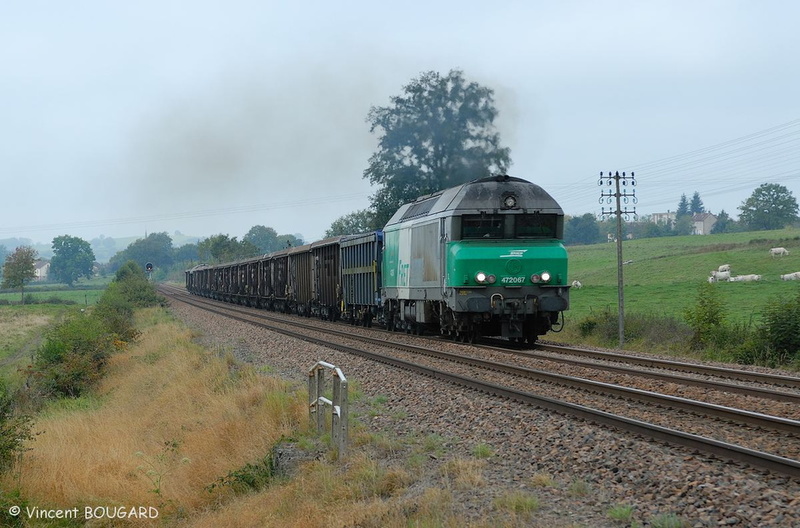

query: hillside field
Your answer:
[566,227,800,325]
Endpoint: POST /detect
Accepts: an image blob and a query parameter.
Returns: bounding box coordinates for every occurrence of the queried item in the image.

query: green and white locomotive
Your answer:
[186,174,570,344]
[382,175,569,343]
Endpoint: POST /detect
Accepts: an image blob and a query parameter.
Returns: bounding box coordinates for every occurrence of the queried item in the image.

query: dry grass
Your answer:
[441,457,486,490]
[4,308,529,527]
[0,311,53,374]
[181,456,475,528]
[6,308,308,522]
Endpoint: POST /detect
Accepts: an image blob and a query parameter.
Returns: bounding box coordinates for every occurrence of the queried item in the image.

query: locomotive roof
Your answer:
[384,175,564,227]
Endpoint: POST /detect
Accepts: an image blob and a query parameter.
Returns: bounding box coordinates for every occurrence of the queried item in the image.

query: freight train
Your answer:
[185,175,570,343]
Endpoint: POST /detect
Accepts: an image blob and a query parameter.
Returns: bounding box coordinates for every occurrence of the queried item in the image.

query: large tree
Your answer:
[50,235,96,286]
[564,214,601,245]
[690,192,705,215]
[1,246,37,304]
[173,243,199,264]
[711,209,736,234]
[676,194,690,218]
[738,183,799,231]
[364,69,511,226]
[0,245,8,280]
[197,235,259,263]
[326,209,376,237]
[243,225,279,254]
[108,232,174,273]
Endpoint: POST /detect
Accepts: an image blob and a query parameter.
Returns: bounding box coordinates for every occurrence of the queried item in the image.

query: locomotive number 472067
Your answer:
[500,276,526,284]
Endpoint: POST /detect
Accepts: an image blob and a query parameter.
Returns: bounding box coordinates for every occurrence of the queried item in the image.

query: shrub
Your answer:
[0,384,33,473]
[94,285,139,342]
[578,316,598,337]
[28,259,165,400]
[33,316,114,398]
[735,291,800,367]
[112,261,164,308]
[575,310,691,349]
[0,488,26,527]
[207,454,276,494]
[683,282,726,349]
[44,295,77,305]
[760,290,800,365]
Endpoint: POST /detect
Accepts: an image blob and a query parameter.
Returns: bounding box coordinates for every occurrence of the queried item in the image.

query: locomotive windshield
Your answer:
[516,214,559,238]
[462,215,504,239]
[461,214,560,239]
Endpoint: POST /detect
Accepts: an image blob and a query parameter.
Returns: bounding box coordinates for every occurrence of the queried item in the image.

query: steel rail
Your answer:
[164,285,800,418]
[477,343,800,403]
[162,286,800,478]
[164,285,800,405]
[534,342,800,389]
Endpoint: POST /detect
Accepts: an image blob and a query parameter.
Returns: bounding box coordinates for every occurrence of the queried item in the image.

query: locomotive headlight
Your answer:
[475,272,488,283]
[530,274,541,283]
[541,272,551,282]
[487,274,496,284]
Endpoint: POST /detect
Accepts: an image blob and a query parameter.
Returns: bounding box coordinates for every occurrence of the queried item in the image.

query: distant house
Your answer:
[651,211,676,227]
[34,260,50,281]
[692,213,718,235]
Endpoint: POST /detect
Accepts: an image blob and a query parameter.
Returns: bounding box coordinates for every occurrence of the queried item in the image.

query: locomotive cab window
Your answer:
[515,214,559,238]
[461,214,504,239]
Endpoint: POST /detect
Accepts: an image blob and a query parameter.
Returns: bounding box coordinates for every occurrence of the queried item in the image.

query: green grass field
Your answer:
[0,288,105,305]
[0,304,82,386]
[567,227,800,325]
[0,276,110,306]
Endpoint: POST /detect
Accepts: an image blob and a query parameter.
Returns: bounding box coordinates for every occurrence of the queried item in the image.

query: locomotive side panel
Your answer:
[410,221,440,287]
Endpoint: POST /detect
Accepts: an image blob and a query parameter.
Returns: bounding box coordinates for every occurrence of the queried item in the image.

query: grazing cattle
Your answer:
[781,272,800,281]
[571,280,582,289]
[729,274,761,282]
[718,264,731,272]
[711,270,731,281]
[770,247,789,257]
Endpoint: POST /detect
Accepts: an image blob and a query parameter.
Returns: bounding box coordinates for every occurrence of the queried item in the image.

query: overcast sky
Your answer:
[2,1,799,245]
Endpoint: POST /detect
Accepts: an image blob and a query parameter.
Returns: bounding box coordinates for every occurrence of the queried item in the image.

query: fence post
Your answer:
[308,361,348,458]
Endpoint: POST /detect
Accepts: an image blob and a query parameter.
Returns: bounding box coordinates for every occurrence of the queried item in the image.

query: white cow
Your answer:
[770,247,789,257]
[718,264,731,272]
[729,274,761,282]
[571,280,583,289]
[711,270,731,281]
[781,272,800,281]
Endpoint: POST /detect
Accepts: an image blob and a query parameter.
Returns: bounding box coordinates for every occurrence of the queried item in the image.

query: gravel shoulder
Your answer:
[168,300,800,528]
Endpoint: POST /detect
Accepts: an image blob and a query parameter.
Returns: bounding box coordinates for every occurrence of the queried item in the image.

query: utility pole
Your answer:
[599,171,637,347]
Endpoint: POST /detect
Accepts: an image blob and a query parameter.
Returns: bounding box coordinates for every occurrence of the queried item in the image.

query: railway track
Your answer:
[158,284,800,478]
[480,342,800,404]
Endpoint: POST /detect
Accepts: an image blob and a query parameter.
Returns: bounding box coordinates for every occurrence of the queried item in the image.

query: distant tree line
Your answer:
[563,184,799,246]
[0,224,306,291]
[104,226,304,279]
